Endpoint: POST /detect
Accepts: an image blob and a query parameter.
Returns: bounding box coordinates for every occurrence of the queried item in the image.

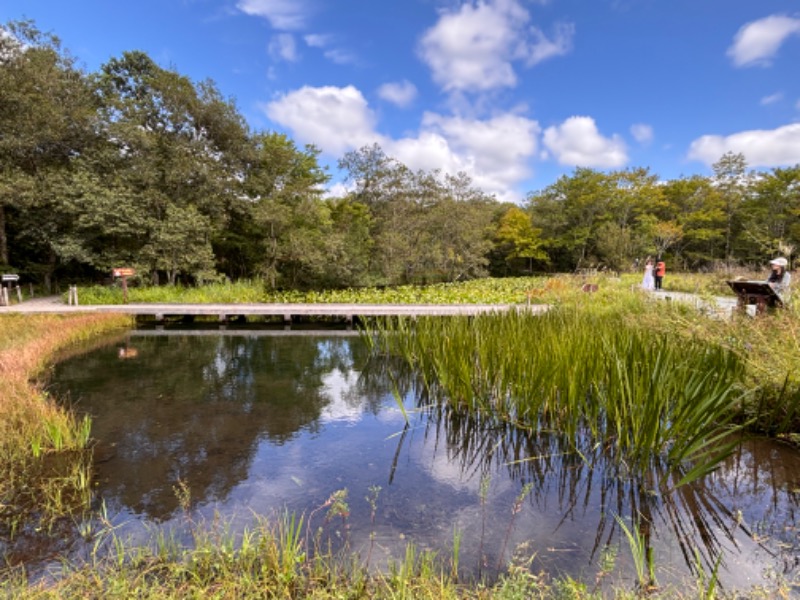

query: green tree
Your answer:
[339,145,419,284]
[244,133,330,288]
[713,152,751,266]
[660,176,725,268]
[527,168,616,271]
[493,206,547,274]
[0,20,99,286]
[738,166,800,264]
[324,198,374,287]
[95,50,250,283]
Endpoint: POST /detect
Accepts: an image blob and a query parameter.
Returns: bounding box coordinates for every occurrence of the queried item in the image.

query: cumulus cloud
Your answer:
[543,116,628,168]
[262,84,540,202]
[268,33,299,62]
[727,14,800,68]
[417,0,574,93]
[236,0,312,30]
[263,85,378,157]
[387,113,540,200]
[377,80,418,108]
[630,123,654,145]
[687,123,800,168]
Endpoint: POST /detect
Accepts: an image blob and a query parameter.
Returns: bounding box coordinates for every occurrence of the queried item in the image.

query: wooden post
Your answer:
[15,286,22,303]
[68,285,80,306]
[29,283,34,298]
[1,288,7,307]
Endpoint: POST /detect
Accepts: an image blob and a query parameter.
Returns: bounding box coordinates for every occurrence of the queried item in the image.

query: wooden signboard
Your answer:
[727,280,782,313]
[112,268,135,303]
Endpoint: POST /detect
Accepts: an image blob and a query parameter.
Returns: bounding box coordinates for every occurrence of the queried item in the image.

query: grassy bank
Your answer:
[0,313,133,536]
[1,508,781,600]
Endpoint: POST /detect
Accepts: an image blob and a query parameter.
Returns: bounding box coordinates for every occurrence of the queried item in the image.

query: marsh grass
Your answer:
[0,313,132,535]
[636,301,800,436]
[368,299,748,485]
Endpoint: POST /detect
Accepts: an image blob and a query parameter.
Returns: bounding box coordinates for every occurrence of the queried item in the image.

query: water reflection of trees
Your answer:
[407,392,799,581]
[51,334,373,520]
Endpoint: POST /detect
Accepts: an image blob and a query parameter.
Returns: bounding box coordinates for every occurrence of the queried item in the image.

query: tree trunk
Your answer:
[0,204,8,266]
[43,248,58,293]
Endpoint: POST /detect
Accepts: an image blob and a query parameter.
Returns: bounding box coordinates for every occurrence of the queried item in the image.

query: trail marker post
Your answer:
[112,268,136,304]
[1,274,20,306]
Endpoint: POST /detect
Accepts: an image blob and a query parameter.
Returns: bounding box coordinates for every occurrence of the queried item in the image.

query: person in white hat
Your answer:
[767,257,791,303]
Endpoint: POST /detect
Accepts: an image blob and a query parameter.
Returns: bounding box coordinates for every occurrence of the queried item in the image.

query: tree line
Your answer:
[2,20,799,291]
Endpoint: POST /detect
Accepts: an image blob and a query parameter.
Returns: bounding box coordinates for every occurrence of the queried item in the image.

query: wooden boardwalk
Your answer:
[0,296,549,323]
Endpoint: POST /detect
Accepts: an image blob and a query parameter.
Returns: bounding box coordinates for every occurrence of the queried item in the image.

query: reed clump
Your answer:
[0,313,132,535]
[368,298,748,484]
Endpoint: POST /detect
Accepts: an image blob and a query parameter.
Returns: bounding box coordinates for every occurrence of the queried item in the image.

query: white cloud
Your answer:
[322,48,357,65]
[303,33,330,48]
[419,112,539,177]
[760,92,784,106]
[236,0,310,30]
[543,116,628,168]
[525,22,575,66]
[687,123,800,168]
[417,0,574,94]
[630,123,654,145]
[263,84,540,202]
[388,112,540,201]
[377,80,418,108]
[268,33,298,62]
[727,14,800,68]
[263,85,378,156]
[302,33,355,65]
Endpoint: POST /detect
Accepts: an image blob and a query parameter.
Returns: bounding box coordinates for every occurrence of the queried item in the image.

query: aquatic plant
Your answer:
[367,306,748,486]
[615,514,657,592]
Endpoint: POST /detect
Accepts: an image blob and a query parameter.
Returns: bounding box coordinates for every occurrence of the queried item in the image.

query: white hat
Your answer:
[770,257,788,267]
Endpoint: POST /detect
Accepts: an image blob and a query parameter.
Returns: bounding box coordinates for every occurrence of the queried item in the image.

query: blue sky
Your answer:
[2,0,800,202]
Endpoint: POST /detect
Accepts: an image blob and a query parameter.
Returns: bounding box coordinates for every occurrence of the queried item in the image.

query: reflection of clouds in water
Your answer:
[319,368,411,426]
[319,368,365,424]
[404,427,515,497]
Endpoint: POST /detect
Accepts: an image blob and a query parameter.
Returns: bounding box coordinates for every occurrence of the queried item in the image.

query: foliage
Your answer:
[367,299,748,483]
[75,276,551,305]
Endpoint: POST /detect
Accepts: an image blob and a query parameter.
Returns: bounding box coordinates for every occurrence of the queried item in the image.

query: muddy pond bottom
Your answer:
[32,329,800,593]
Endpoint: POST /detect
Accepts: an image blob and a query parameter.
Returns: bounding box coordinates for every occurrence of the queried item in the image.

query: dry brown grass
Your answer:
[0,313,132,533]
[0,314,131,444]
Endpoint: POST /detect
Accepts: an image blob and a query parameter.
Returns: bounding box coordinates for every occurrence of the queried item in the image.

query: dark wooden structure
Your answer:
[727,280,782,314]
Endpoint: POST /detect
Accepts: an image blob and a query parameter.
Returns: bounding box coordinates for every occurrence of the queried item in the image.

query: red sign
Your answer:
[113,268,136,277]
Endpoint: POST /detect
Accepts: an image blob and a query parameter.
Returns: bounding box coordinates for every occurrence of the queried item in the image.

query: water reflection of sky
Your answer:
[42,331,800,594]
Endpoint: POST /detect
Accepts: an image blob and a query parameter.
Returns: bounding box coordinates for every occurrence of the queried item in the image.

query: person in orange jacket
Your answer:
[654,259,666,290]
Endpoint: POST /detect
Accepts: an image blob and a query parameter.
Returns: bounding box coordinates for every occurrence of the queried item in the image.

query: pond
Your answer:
[29,328,800,592]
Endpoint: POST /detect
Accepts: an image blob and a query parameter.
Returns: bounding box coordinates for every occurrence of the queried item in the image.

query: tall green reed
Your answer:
[368,305,748,485]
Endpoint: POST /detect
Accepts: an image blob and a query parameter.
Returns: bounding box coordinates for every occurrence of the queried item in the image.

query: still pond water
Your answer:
[42,328,800,592]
